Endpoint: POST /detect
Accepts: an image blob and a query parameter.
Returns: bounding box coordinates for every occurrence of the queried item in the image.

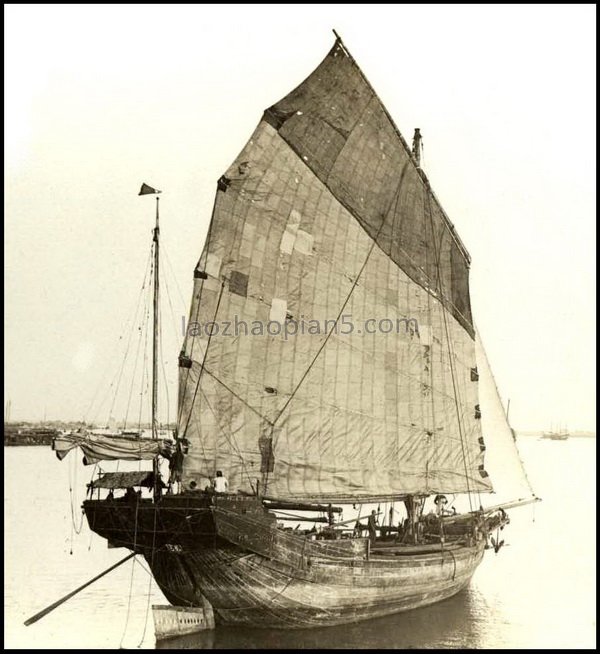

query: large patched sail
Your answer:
[177,39,492,502]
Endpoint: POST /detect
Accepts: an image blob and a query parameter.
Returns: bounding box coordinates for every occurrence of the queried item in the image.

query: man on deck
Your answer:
[212,470,229,493]
[367,510,378,544]
[433,494,454,517]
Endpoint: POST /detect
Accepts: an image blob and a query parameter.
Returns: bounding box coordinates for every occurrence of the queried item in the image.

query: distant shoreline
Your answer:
[517,431,596,439]
[3,422,176,447]
[3,424,595,447]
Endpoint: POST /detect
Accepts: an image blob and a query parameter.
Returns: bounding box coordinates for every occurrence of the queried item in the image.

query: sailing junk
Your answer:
[62,35,539,629]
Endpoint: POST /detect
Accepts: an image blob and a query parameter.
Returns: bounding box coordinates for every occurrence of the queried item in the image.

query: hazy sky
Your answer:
[5,4,595,431]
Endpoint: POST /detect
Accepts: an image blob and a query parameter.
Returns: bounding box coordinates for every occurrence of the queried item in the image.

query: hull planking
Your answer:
[84,493,486,628]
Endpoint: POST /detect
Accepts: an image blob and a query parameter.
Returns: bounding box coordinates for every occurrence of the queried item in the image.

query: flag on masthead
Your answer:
[138,183,162,195]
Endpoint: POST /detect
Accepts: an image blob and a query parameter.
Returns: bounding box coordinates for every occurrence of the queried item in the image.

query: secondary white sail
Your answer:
[475,332,537,508]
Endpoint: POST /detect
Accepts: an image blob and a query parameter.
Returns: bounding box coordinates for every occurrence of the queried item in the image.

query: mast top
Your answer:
[412,128,422,167]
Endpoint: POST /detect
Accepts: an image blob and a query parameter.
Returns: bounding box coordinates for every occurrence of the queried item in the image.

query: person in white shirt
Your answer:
[213,470,229,493]
[433,494,454,517]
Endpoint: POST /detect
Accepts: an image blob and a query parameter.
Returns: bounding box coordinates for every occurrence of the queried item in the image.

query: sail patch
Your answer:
[280,215,314,256]
[281,224,298,254]
[419,324,432,346]
[269,298,287,323]
[295,229,314,255]
[229,271,249,297]
[240,224,255,259]
[204,253,222,278]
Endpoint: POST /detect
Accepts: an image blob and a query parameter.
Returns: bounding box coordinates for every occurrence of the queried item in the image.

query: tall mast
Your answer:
[152,196,160,499]
[139,182,163,499]
[152,196,160,440]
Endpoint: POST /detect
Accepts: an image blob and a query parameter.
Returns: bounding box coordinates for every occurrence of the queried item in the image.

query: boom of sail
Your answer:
[177,39,495,503]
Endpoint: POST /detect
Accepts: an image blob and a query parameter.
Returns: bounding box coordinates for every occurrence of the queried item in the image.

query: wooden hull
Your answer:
[148,542,484,628]
[83,494,486,629]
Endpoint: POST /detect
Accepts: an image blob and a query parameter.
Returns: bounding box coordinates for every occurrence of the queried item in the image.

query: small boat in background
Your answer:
[542,427,569,440]
[153,600,215,640]
[121,429,143,438]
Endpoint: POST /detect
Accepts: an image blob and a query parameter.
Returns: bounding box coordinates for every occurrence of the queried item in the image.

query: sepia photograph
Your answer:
[5,4,595,649]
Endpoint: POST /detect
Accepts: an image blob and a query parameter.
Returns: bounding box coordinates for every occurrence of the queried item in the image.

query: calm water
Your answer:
[4,438,596,649]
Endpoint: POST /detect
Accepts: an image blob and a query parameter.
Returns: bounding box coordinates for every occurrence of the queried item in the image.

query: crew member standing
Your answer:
[367,510,378,544]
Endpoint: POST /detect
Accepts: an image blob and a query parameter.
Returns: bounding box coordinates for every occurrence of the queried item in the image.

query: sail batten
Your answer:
[177,39,491,499]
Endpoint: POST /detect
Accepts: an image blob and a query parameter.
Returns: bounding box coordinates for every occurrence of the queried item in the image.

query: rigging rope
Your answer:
[180,281,226,440]
[137,266,153,431]
[177,196,220,427]
[161,243,187,342]
[83,250,153,425]
[122,296,148,429]
[423,186,437,496]
[123,257,153,429]
[137,571,154,648]
[119,467,143,649]
[107,245,155,426]
[137,497,161,646]
[89,246,153,428]
[201,367,271,423]
[68,455,90,550]
[158,307,170,429]
[199,387,256,488]
[425,191,474,512]
[118,536,139,646]
[271,186,403,429]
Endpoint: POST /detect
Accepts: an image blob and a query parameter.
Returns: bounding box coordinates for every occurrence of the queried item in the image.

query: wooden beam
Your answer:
[264,500,342,513]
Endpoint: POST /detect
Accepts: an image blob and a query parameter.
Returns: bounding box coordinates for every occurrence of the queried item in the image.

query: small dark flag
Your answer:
[138,183,162,196]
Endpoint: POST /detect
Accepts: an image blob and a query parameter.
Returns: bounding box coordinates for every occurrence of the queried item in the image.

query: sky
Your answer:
[4,4,596,431]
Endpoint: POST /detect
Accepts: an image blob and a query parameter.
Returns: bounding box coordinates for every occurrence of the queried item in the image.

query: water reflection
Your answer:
[156,587,487,650]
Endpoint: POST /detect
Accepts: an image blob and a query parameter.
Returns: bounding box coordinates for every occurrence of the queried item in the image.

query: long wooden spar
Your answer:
[24,552,135,626]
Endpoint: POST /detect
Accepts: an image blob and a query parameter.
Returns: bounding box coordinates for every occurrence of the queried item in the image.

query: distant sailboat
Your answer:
[542,424,569,440]
[51,33,539,629]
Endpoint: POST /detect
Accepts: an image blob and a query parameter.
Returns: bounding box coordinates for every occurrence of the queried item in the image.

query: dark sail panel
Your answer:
[268,41,474,337]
